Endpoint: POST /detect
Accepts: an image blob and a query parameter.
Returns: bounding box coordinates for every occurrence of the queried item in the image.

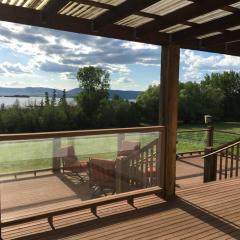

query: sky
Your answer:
[1,21,240,91]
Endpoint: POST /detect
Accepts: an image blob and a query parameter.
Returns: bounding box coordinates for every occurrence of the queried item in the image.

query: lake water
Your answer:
[0,97,136,107]
[0,96,76,107]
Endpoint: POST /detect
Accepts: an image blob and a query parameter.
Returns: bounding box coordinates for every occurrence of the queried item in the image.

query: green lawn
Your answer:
[0,132,158,173]
[0,122,239,174]
[177,122,240,153]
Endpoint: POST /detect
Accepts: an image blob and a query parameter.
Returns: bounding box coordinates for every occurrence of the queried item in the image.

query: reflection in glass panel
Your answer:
[0,131,162,220]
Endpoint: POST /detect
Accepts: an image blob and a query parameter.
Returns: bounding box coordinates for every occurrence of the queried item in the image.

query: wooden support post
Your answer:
[0,189,2,240]
[207,126,214,147]
[159,45,180,200]
[204,147,217,182]
[52,138,61,173]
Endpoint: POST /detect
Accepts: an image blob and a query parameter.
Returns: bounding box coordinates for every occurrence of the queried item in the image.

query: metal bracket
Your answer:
[127,197,134,206]
[91,206,98,217]
[91,21,98,33]
[48,216,55,230]
[134,28,138,40]
[168,34,173,44]
[225,43,229,52]
[199,39,203,49]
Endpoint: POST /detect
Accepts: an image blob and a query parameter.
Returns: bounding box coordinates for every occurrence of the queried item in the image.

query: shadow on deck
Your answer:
[1,156,240,239]
[2,177,240,239]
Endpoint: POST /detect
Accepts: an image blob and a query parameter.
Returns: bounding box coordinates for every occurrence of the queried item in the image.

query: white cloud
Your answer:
[0,62,32,76]
[151,80,159,85]
[116,77,134,84]
[0,21,159,85]
[181,49,240,82]
[122,42,159,50]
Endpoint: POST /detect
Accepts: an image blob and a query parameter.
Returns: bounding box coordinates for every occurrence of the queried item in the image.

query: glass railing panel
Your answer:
[0,127,164,221]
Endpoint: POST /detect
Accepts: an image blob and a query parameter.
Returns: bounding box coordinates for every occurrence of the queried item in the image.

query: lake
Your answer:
[0,96,76,107]
[0,96,136,107]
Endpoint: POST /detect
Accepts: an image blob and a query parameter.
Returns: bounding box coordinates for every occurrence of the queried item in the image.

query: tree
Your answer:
[178,82,225,123]
[77,66,110,97]
[59,89,67,107]
[136,85,160,124]
[76,66,111,127]
[44,92,50,106]
[51,89,57,106]
[202,71,240,121]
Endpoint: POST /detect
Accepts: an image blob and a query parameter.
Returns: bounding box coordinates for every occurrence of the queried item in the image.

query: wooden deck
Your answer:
[0,157,204,218]
[1,175,240,239]
[2,156,240,239]
[176,156,204,189]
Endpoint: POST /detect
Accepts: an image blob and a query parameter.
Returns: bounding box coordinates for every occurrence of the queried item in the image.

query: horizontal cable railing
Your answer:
[213,130,240,147]
[177,129,209,157]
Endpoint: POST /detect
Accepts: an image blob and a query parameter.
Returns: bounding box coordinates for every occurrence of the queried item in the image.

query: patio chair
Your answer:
[57,145,89,181]
[117,140,140,157]
[89,158,116,196]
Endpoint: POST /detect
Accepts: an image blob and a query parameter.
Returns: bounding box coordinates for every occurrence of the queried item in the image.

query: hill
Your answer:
[0,87,141,100]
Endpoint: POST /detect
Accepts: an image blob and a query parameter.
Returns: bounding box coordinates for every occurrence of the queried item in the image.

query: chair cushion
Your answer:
[57,145,75,157]
[64,160,88,172]
[89,158,115,189]
[118,141,140,157]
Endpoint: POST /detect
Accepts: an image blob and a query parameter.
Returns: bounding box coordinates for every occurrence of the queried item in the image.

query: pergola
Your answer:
[1,0,240,199]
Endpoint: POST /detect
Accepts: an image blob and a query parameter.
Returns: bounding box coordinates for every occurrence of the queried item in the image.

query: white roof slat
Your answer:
[116,14,153,28]
[189,9,232,24]
[160,24,191,33]
[92,0,126,7]
[197,32,222,39]
[142,0,192,16]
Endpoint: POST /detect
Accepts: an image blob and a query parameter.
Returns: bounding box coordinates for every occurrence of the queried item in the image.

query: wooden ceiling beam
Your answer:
[0,3,168,46]
[172,13,240,43]
[180,44,240,57]
[42,0,69,14]
[93,0,160,30]
[136,0,240,36]
[41,0,70,23]
[205,30,240,47]
[181,29,240,50]
[214,41,240,53]
[72,0,113,10]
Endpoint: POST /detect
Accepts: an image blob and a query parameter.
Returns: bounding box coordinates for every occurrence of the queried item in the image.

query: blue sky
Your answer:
[0,21,240,91]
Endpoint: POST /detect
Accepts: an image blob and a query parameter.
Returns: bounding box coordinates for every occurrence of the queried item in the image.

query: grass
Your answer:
[0,122,239,174]
[177,122,240,153]
[0,132,158,173]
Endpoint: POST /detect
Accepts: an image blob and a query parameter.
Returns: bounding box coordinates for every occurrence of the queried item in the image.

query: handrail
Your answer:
[0,126,165,141]
[203,139,240,159]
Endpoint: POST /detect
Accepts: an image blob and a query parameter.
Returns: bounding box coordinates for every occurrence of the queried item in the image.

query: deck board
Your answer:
[1,178,240,239]
[1,157,240,239]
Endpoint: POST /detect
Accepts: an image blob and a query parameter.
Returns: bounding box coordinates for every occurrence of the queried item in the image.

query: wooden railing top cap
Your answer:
[0,126,165,141]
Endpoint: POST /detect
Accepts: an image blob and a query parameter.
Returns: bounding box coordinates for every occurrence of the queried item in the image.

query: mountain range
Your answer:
[0,87,142,100]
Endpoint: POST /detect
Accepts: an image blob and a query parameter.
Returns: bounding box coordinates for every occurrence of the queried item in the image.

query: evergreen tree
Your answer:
[44,92,50,106]
[59,89,67,106]
[51,89,57,106]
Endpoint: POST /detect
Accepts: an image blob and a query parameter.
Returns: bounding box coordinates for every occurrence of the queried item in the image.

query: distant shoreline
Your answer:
[0,87,141,100]
[3,95,30,98]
